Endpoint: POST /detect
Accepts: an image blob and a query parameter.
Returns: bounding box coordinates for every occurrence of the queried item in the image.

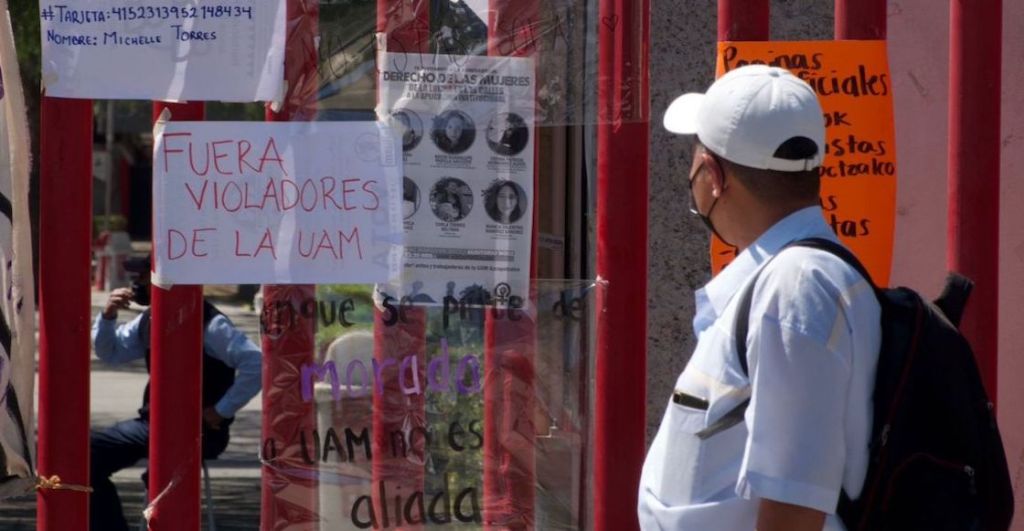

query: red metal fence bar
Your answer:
[484,0,539,528]
[483,311,536,529]
[834,0,886,40]
[259,1,320,529]
[147,101,205,531]
[259,285,318,529]
[370,307,427,530]
[37,96,93,531]
[948,0,1002,401]
[370,2,430,531]
[593,0,651,528]
[377,0,429,54]
[718,0,768,42]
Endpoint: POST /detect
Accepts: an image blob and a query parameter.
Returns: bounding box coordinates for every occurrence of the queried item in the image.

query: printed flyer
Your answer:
[378,52,535,305]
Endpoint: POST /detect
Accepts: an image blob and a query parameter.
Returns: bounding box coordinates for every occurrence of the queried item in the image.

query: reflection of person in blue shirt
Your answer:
[89,255,261,531]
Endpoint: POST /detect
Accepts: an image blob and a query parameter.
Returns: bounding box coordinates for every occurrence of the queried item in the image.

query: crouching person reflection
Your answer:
[89,255,262,531]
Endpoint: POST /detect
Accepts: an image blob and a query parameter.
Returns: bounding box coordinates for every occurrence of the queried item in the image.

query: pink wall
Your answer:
[998,0,1024,522]
[889,1,1024,526]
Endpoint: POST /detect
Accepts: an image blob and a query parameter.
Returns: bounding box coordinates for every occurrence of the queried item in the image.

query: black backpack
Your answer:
[726,238,1014,530]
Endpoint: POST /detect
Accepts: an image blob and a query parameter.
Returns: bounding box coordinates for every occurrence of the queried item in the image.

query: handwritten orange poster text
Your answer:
[712,40,896,287]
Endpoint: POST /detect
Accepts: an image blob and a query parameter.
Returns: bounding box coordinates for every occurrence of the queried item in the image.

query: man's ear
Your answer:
[701,152,726,197]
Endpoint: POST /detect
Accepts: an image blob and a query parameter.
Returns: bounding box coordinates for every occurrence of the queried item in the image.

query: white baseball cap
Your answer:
[663,65,826,172]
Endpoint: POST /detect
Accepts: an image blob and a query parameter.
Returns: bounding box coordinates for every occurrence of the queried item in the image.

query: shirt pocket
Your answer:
[693,408,747,502]
[650,398,748,508]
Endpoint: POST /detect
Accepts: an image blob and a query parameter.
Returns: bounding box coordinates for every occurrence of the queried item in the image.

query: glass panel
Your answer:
[259,279,602,529]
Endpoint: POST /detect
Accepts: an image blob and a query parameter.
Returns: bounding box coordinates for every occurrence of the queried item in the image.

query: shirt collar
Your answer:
[696,206,836,323]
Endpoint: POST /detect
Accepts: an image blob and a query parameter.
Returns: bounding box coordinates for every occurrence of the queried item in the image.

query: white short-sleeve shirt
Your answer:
[638,207,881,530]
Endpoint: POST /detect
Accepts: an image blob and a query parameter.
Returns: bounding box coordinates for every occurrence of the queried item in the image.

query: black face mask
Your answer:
[688,161,732,246]
[131,281,151,307]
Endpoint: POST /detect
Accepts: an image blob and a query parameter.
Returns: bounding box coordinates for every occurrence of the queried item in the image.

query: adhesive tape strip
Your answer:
[150,270,173,290]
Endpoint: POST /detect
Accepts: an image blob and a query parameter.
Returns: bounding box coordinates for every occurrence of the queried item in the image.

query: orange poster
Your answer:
[712,40,896,287]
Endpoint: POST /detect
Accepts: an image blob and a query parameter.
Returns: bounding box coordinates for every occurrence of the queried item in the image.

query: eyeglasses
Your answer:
[687,156,706,216]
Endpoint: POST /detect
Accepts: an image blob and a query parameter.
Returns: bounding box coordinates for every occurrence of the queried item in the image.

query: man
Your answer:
[90,255,262,531]
[638,65,881,530]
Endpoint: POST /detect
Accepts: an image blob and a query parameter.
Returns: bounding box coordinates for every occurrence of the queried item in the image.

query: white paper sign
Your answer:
[40,0,285,101]
[153,121,404,284]
[378,52,535,304]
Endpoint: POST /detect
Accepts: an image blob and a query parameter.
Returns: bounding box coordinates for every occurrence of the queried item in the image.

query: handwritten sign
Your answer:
[153,121,404,284]
[40,0,285,101]
[256,280,598,528]
[713,40,897,286]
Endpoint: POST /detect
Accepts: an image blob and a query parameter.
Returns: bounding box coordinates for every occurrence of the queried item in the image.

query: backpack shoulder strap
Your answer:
[933,273,973,327]
[734,237,875,378]
[699,237,871,440]
[733,269,759,378]
[791,237,876,288]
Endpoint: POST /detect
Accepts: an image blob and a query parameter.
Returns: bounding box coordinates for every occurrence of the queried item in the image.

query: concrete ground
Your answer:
[0,284,264,530]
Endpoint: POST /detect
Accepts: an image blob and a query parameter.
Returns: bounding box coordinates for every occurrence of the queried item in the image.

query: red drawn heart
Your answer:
[601,14,619,31]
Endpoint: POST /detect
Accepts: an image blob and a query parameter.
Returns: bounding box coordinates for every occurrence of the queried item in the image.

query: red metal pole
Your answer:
[834,0,886,40]
[260,1,319,529]
[948,0,1001,400]
[483,1,539,529]
[268,0,320,124]
[371,307,427,529]
[368,3,430,530]
[483,311,536,528]
[718,0,769,42]
[147,101,204,531]
[488,0,539,57]
[377,0,429,52]
[594,0,650,529]
[37,97,93,531]
[259,285,318,530]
